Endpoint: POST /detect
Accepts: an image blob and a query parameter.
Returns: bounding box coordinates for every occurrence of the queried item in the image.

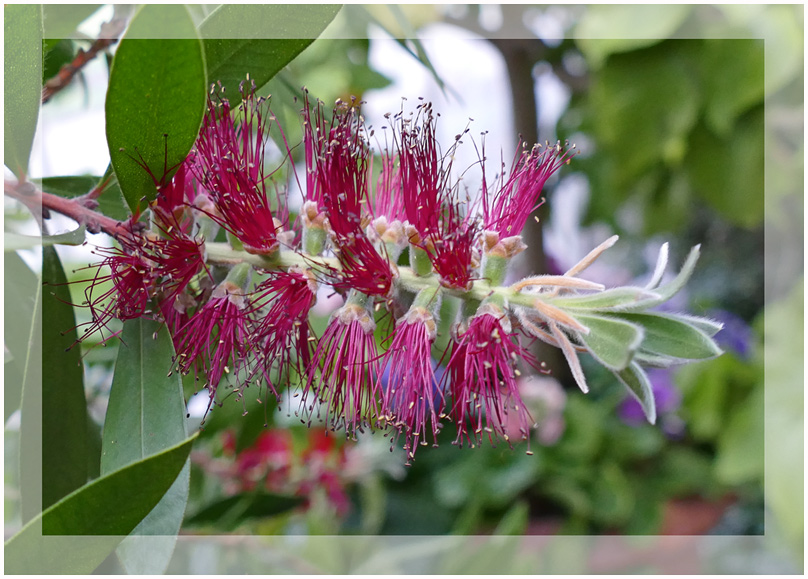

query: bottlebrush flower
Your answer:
[77,229,153,342]
[481,140,575,239]
[397,102,479,289]
[303,297,382,437]
[249,267,317,398]
[445,304,536,450]
[381,306,443,462]
[152,159,197,231]
[305,98,395,297]
[174,277,252,413]
[192,83,284,255]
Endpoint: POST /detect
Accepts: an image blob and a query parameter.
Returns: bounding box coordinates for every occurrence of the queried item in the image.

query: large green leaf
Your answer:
[106,4,207,213]
[101,318,190,574]
[4,435,197,575]
[4,5,43,178]
[18,250,44,524]
[200,4,341,96]
[574,313,644,371]
[101,319,188,469]
[41,247,89,510]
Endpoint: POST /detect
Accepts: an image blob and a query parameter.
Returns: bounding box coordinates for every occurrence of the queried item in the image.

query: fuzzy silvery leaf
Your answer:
[614,362,656,424]
[545,286,661,312]
[573,313,644,371]
[620,244,702,312]
[620,312,723,361]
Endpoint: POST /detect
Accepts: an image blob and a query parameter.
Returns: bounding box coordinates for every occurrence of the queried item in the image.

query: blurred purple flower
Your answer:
[618,368,681,427]
[709,309,754,360]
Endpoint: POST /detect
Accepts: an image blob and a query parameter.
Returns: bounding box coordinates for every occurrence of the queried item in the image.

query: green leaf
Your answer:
[4,252,39,420]
[575,5,692,69]
[621,245,702,312]
[101,319,188,470]
[41,247,89,510]
[614,363,656,424]
[4,435,197,575]
[5,226,87,251]
[115,463,190,574]
[106,4,207,213]
[200,4,341,96]
[4,4,43,178]
[18,250,44,524]
[574,313,644,371]
[185,492,305,531]
[673,313,724,337]
[621,312,723,361]
[41,172,131,222]
[546,286,661,312]
[101,318,189,574]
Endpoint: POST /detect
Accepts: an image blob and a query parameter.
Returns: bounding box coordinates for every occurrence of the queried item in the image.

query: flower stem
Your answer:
[203,242,539,309]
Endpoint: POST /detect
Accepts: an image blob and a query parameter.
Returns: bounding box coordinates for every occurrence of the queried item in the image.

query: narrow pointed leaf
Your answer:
[102,318,190,574]
[620,245,702,312]
[550,323,589,393]
[645,242,669,289]
[18,251,44,524]
[614,362,656,424]
[620,312,723,360]
[632,352,678,368]
[574,313,644,371]
[4,435,197,575]
[200,4,341,96]
[106,4,207,213]
[669,312,724,337]
[545,286,661,312]
[4,4,42,178]
[41,247,89,510]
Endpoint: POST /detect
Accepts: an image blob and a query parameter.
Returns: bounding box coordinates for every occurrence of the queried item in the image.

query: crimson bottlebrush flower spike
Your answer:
[445,303,537,451]
[173,265,252,414]
[249,267,317,400]
[305,97,395,297]
[482,140,576,239]
[381,298,444,462]
[302,292,382,438]
[192,81,284,255]
[55,85,722,463]
[397,102,479,289]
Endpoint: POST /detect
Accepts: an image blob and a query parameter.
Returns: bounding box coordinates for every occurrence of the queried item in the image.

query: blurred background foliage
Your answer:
[5,3,803,574]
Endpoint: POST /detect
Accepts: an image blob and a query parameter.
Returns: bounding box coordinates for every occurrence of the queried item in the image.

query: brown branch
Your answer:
[41,18,127,104]
[5,180,134,238]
